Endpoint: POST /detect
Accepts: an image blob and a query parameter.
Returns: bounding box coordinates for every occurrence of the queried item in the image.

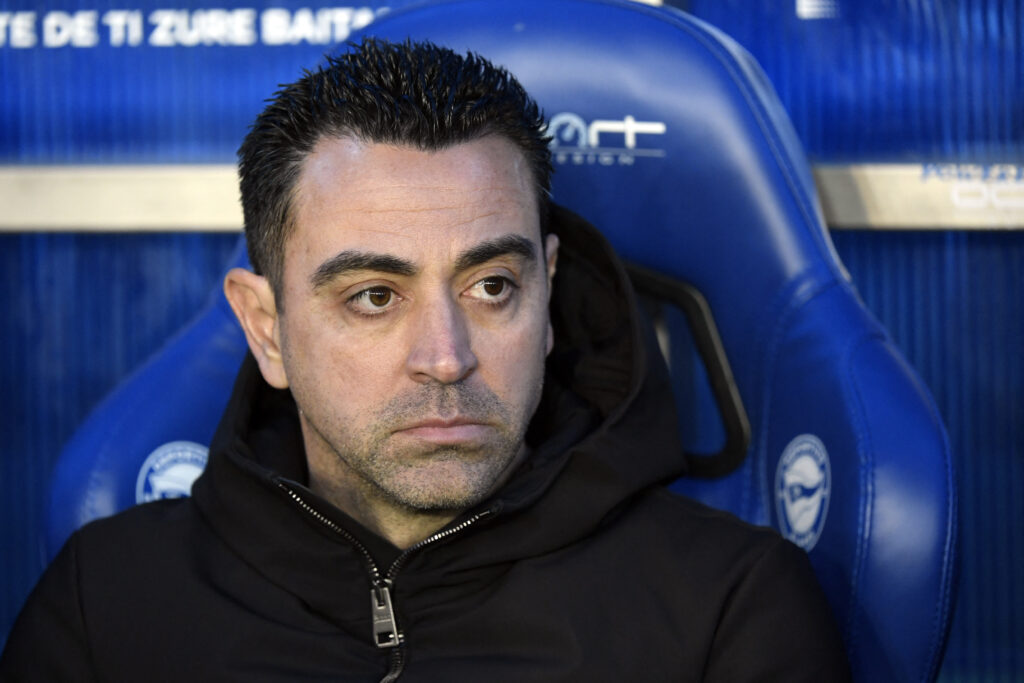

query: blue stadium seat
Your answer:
[49,1,958,680]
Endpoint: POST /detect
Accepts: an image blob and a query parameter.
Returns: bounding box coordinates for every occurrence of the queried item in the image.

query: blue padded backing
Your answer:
[49,2,956,680]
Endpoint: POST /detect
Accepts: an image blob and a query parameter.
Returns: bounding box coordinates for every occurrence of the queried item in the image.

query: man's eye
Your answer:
[366,288,392,307]
[483,278,506,296]
[348,286,399,315]
[466,276,516,304]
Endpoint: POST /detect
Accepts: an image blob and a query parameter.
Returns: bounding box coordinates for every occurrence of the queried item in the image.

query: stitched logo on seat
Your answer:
[547,112,666,167]
[135,440,209,504]
[775,434,831,551]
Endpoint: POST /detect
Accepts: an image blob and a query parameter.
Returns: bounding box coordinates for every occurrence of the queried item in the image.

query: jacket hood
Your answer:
[192,204,684,597]
[476,204,686,555]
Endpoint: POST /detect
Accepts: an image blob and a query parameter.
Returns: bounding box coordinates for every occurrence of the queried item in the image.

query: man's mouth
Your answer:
[395,417,494,445]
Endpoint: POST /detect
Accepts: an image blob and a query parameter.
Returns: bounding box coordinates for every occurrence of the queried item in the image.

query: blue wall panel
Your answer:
[0,233,241,646]
[689,0,1024,162]
[0,2,396,163]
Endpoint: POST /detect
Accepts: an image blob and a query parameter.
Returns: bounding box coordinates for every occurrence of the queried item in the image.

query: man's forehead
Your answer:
[285,135,541,277]
[294,135,533,206]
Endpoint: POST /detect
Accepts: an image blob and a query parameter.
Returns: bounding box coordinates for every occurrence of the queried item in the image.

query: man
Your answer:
[1,39,849,681]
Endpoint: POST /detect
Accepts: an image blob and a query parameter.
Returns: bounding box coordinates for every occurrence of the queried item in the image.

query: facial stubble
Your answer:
[308,376,543,513]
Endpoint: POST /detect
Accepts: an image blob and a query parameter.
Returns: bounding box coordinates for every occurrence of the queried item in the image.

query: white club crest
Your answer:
[135,440,209,504]
[775,434,831,551]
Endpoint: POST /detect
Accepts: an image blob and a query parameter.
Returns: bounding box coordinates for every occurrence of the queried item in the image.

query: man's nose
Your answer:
[405,293,478,384]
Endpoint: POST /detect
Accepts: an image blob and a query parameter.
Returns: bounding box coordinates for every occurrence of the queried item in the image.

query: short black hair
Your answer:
[238,37,553,302]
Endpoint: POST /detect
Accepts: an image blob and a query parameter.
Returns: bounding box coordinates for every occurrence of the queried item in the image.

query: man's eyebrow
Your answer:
[310,251,417,290]
[454,235,537,273]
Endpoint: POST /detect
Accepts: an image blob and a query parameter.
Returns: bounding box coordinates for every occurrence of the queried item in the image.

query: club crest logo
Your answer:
[135,440,208,504]
[775,434,831,551]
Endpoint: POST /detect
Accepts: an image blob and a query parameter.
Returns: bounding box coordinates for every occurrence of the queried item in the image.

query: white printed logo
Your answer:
[547,112,666,166]
[135,441,208,504]
[921,163,1024,211]
[775,434,831,551]
[0,7,385,49]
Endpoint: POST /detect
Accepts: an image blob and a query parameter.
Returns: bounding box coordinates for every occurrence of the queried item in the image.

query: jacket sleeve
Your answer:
[0,534,97,682]
[703,536,852,682]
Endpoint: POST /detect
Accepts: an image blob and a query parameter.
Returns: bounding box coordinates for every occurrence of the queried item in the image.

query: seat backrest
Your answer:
[49,2,957,681]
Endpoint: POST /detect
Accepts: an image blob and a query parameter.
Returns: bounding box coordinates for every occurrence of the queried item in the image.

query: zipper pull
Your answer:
[371,582,401,649]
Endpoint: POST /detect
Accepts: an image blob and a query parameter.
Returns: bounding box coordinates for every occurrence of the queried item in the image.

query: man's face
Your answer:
[275,135,557,514]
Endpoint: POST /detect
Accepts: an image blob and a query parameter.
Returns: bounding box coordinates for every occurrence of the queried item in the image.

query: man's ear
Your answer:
[543,233,559,355]
[223,267,289,389]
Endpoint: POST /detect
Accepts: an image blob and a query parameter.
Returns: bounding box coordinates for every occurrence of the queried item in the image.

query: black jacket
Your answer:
[1,207,850,682]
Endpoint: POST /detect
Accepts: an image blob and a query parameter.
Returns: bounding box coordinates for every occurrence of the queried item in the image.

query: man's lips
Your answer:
[395,418,493,444]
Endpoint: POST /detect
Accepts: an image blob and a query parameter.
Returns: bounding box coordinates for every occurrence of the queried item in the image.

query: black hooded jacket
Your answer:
[1,207,850,682]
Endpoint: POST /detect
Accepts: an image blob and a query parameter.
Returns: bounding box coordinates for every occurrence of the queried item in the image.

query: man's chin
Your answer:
[378,460,508,513]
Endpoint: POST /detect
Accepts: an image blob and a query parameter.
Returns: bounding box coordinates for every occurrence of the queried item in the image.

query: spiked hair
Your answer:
[237,37,553,302]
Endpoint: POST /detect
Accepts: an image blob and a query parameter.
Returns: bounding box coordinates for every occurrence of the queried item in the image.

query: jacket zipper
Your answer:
[276,481,498,681]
